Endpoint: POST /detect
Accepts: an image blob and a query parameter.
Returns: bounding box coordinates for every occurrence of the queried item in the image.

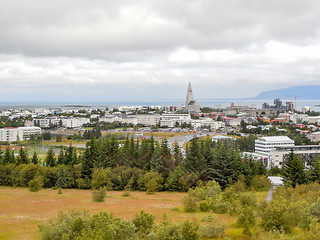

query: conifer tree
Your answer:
[2,147,15,164]
[16,148,29,165]
[159,139,174,179]
[309,154,320,183]
[173,143,183,167]
[281,149,307,188]
[137,139,152,169]
[210,143,235,189]
[184,138,206,180]
[57,149,65,165]
[32,151,39,164]
[150,143,161,171]
[45,148,56,167]
[81,138,99,178]
[56,166,67,188]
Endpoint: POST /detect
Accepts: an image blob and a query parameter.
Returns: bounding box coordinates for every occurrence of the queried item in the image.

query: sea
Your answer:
[1,99,320,111]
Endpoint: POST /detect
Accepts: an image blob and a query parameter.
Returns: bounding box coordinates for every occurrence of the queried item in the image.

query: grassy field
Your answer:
[0,187,255,240]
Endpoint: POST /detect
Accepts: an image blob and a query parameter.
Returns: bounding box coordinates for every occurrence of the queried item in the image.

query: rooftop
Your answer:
[257,136,293,142]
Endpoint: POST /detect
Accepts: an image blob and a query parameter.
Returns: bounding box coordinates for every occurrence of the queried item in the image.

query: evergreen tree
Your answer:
[281,149,307,188]
[201,139,214,181]
[184,138,206,180]
[81,138,99,178]
[31,151,39,164]
[137,139,152,169]
[2,147,15,164]
[45,148,56,167]
[159,139,174,179]
[16,148,29,165]
[173,143,183,167]
[96,140,113,168]
[150,143,161,171]
[57,149,65,165]
[209,143,235,189]
[56,166,67,188]
[309,154,320,183]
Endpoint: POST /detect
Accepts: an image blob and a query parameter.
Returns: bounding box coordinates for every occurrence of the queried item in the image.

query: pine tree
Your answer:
[31,151,39,164]
[57,149,65,165]
[81,138,99,178]
[56,166,67,188]
[309,154,320,182]
[184,138,206,180]
[173,143,183,167]
[281,149,307,188]
[137,139,152,169]
[159,139,174,179]
[210,143,235,189]
[45,148,56,167]
[2,146,15,164]
[16,148,29,165]
[150,143,161,171]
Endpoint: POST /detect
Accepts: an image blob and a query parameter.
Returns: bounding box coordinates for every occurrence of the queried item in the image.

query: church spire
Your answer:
[185,82,194,106]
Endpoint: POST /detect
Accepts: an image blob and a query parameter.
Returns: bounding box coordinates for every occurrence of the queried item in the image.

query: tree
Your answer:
[281,149,307,188]
[45,148,56,167]
[31,151,39,164]
[56,166,67,188]
[184,138,206,180]
[309,154,320,183]
[209,143,235,189]
[57,149,65,165]
[2,147,15,164]
[16,148,29,165]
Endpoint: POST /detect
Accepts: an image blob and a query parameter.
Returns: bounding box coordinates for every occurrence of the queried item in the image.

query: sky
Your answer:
[1,0,320,102]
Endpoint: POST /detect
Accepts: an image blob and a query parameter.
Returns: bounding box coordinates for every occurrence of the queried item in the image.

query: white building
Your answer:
[190,118,224,130]
[61,118,90,128]
[34,117,60,128]
[160,114,191,128]
[136,114,160,126]
[270,145,320,168]
[0,127,41,142]
[255,136,294,154]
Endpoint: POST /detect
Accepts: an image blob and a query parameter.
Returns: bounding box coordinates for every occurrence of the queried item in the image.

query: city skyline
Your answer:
[1,1,320,101]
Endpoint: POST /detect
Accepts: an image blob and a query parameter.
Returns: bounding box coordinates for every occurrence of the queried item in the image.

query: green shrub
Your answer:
[138,171,163,194]
[28,176,44,192]
[92,187,107,202]
[58,188,62,194]
[181,220,200,240]
[91,168,113,190]
[133,210,154,235]
[182,192,198,213]
[199,202,209,212]
[200,216,227,239]
[122,191,131,197]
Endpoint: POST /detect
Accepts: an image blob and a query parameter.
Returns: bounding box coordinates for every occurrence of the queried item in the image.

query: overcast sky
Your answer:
[1,0,320,102]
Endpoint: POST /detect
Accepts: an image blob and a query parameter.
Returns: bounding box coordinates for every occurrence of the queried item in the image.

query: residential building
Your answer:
[307,132,320,142]
[61,118,90,128]
[136,114,160,126]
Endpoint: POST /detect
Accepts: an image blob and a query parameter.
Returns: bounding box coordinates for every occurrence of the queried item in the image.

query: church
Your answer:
[183,82,200,113]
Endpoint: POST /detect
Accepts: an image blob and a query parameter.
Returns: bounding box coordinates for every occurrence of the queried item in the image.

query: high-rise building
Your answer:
[183,82,200,113]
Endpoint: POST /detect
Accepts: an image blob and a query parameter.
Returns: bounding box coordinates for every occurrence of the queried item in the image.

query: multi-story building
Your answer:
[307,132,320,142]
[270,145,320,168]
[61,118,90,128]
[34,117,60,128]
[160,114,191,128]
[136,114,160,126]
[190,118,224,130]
[255,136,294,154]
[0,127,41,142]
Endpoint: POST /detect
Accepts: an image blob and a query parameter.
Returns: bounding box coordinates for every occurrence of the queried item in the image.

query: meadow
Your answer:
[0,187,268,240]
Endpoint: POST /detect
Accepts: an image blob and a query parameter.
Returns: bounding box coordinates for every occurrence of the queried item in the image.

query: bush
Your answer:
[182,191,198,213]
[122,191,131,197]
[200,216,226,238]
[91,168,113,190]
[138,171,163,194]
[92,187,107,202]
[29,176,44,192]
[252,175,270,190]
[181,220,200,240]
[133,210,154,235]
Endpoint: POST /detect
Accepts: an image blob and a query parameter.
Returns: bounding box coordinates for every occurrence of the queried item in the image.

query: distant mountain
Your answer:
[250,85,320,100]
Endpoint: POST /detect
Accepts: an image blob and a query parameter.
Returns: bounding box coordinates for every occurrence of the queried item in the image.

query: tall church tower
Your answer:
[183,82,200,113]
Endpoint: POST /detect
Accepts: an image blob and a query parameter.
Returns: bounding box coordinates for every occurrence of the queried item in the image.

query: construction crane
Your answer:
[288,95,300,111]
